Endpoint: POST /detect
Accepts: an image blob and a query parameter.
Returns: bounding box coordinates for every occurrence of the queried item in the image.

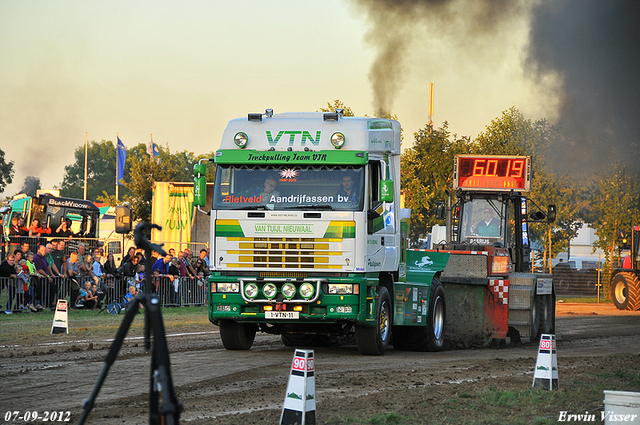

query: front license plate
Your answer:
[265,311,299,319]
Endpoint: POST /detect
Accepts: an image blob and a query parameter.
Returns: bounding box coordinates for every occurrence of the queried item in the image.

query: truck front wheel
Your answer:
[611,272,640,311]
[355,286,391,355]
[219,320,257,350]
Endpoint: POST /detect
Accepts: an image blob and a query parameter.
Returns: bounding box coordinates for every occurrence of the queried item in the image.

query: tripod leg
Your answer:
[147,295,183,424]
[77,299,142,425]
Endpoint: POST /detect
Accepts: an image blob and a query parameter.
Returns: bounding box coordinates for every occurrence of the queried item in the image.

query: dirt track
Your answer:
[1,303,639,424]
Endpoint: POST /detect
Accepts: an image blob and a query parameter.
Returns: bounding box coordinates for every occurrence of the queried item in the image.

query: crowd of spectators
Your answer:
[1,220,210,314]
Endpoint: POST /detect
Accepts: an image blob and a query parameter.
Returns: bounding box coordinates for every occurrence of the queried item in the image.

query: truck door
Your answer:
[366,159,398,272]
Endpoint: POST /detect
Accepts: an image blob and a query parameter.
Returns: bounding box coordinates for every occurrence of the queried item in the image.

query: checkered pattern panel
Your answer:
[489,279,509,305]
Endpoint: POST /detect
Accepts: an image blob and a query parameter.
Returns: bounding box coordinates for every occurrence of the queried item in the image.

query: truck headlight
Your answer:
[218,282,240,293]
[300,282,315,299]
[327,283,354,294]
[234,132,248,148]
[263,283,277,299]
[331,132,345,149]
[244,283,258,299]
[282,283,296,299]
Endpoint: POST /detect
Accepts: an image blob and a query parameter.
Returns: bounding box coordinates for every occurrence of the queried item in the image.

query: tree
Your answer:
[528,167,583,270]
[117,144,217,222]
[401,122,471,240]
[20,176,41,197]
[59,140,125,201]
[0,148,15,194]
[473,108,583,266]
[319,100,355,116]
[589,164,640,279]
[474,107,538,157]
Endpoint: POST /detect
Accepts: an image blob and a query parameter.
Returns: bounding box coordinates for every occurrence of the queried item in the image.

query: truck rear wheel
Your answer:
[530,293,540,341]
[427,278,446,351]
[219,320,257,350]
[355,286,391,355]
[611,272,640,311]
[392,278,446,352]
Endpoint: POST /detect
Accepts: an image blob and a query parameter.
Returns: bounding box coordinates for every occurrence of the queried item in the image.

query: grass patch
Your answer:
[331,362,640,425]
[0,306,210,345]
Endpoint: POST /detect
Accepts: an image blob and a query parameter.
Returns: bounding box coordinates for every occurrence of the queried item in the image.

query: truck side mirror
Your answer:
[115,205,132,234]
[194,163,207,207]
[547,205,556,223]
[380,180,393,203]
[434,201,445,220]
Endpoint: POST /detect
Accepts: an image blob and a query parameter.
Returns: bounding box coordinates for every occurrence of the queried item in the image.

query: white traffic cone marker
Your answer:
[50,299,69,334]
[280,349,316,425]
[532,333,558,390]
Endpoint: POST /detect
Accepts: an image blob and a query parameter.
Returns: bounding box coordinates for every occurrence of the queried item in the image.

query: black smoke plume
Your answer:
[355,0,640,176]
[352,0,526,117]
[527,0,640,175]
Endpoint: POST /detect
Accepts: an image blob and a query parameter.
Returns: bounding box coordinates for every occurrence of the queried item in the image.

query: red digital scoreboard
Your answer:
[454,155,531,192]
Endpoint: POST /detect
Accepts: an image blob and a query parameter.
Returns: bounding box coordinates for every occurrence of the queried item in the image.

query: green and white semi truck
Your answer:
[193,110,448,355]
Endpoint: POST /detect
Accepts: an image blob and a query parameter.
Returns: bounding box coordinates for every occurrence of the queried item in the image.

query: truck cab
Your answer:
[195,110,449,355]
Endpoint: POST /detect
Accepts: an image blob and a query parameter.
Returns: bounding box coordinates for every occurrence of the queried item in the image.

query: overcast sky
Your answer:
[0,0,557,197]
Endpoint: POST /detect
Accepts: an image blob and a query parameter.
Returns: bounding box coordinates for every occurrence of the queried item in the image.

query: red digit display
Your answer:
[455,155,531,191]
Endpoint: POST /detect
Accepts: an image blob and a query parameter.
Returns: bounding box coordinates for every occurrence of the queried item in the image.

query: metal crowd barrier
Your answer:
[0,275,208,313]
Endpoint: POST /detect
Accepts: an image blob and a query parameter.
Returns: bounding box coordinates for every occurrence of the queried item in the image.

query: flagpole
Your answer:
[116,132,119,202]
[84,132,88,200]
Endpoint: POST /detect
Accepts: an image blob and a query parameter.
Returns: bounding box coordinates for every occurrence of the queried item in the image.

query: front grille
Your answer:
[215,219,355,271]
[220,237,350,270]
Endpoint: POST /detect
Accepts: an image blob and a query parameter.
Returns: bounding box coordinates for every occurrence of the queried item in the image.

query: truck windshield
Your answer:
[459,198,506,246]
[213,164,365,211]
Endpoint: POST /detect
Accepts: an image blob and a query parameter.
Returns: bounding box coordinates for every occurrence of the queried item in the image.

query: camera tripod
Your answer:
[77,223,182,425]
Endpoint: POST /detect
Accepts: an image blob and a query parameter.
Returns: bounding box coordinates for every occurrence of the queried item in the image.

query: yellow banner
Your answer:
[151,183,194,251]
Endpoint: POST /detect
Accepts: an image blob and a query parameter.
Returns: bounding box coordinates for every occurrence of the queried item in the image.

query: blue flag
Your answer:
[117,136,127,185]
[147,134,160,162]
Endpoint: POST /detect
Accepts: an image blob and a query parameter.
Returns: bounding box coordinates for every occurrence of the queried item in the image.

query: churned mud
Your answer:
[1,303,639,424]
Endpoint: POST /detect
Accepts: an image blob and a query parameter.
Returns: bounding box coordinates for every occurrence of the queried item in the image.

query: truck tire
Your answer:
[219,320,256,350]
[392,278,446,352]
[530,293,540,341]
[611,272,640,311]
[355,286,391,355]
[426,278,446,351]
[537,293,555,335]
